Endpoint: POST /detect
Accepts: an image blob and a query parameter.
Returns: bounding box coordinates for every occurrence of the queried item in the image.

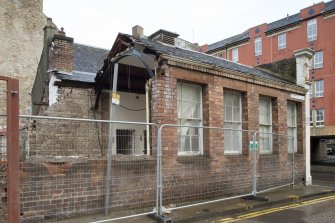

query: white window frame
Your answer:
[287,102,297,153]
[259,97,272,154]
[314,51,323,69]
[254,37,262,56]
[316,109,324,127]
[177,82,203,155]
[278,33,286,50]
[315,80,324,98]
[232,48,239,63]
[307,18,317,41]
[224,90,242,155]
[217,53,223,58]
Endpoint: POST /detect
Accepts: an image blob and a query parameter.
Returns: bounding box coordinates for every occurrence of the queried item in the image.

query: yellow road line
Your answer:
[216,195,335,223]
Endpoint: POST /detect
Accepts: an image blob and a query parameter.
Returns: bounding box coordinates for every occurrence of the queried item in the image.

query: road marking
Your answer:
[215,195,335,223]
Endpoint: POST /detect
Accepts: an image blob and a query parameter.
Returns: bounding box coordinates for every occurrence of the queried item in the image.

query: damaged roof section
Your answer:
[54,43,109,87]
[113,33,293,84]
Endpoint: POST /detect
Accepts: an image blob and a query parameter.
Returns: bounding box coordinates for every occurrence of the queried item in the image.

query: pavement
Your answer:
[114,183,335,223]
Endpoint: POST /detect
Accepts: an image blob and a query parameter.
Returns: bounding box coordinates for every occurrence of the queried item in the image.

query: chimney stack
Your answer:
[49,27,74,73]
[132,25,144,38]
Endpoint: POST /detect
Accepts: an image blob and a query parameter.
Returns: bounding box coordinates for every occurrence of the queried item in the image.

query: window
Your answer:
[224,90,242,154]
[217,53,223,58]
[116,129,135,155]
[232,48,239,63]
[255,37,262,56]
[307,18,317,41]
[259,97,272,153]
[177,82,203,155]
[287,103,297,153]
[278,33,286,50]
[316,109,324,127]
[314,51,323,68]
[315,80,324,97]
[310,110,314,127]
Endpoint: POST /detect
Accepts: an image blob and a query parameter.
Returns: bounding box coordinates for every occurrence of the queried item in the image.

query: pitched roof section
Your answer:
[125,34,292,84]
[207,30,250,53]
[73,43,109,73]
[325,0,335,13]
[266,13,301,34]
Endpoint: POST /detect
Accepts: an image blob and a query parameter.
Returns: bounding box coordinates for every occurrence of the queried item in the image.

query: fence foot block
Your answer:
[147,213,173,223]
[243,195,269,202]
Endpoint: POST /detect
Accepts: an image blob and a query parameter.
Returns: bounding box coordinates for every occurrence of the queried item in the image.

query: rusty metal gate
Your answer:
[0,76,20,223]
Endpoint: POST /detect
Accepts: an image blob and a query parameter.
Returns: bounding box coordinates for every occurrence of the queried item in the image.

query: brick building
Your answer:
[21,26,311,220]
[202,0,335,161]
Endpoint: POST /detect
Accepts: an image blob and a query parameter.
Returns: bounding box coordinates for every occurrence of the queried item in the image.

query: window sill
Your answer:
[177,155,211,165]
[112,154,156,166]
[224,151,242,156]
[307,38,317,42]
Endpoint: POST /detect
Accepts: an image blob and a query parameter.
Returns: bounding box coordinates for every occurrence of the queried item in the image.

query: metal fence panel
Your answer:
[256,132,295,193]
[158,125,254,213]
[19,116,157,222]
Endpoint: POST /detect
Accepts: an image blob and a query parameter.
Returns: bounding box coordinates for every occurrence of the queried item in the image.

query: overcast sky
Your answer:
[44,0,317,49]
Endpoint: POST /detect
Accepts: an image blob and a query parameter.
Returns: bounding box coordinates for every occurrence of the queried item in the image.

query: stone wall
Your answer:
[0,0,47,114]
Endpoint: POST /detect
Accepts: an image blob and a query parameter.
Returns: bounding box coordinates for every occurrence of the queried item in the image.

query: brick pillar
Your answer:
[206,80,224,169]
[244,86,258,160]
[49,28,74,73]
[273,95,288,156]
[151,73,177,160]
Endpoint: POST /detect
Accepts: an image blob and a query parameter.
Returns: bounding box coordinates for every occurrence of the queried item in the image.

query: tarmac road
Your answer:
[210,195,335,223]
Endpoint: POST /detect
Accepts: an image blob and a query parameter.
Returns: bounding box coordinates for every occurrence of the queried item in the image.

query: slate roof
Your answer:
[325,0,335,12]
[207,30,250,53]
[55,43,109,84]
[266,13,301,33]
[125,34,292,84]
[73,43,109,73]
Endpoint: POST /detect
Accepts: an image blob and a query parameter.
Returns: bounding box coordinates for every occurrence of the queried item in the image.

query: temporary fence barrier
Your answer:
[157,124,255,216]
[3,113,298,222]
[19,115,158,222]
[254,131,296,195]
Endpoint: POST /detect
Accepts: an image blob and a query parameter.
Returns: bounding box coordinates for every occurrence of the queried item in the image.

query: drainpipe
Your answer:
[294,48,314,186]
[145,80,151,155]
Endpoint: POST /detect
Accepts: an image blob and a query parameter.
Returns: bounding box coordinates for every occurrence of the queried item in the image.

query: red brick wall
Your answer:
[151,64,306,205]
[222,3,335,126]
